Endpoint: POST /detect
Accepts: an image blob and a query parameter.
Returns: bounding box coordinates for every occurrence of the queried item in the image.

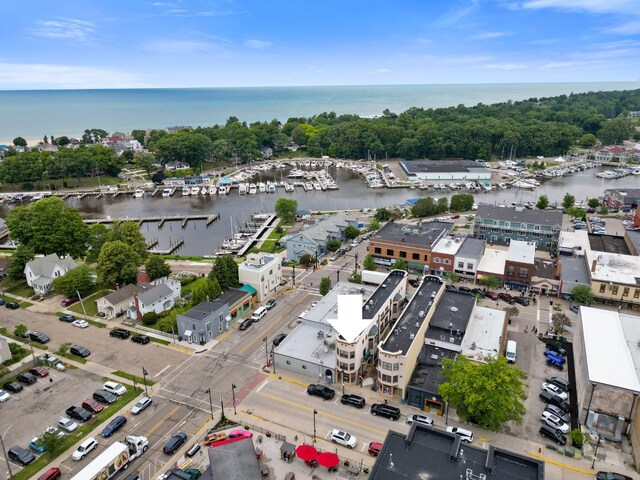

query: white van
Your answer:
[505,340,517,363]
[251,306,268,322]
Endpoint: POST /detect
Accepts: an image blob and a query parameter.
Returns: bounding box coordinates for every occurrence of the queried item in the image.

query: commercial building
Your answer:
[558,256,590,300]
[206,437,262,480]
[454,237,486,280]
[586,249,640,310]
[473,205,562,253]
[430,236,462,276]
[503,240,536,290]
[602,188,640,209]
[367,220,453,272]
[238,252,283,302]
[400,160,491,182]
[369,425,544,480]
[530,258,560,296]
[476,248,508,285]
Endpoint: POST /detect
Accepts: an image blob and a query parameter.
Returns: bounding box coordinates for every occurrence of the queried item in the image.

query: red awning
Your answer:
[243,298,250,306]
[230,307,238,315]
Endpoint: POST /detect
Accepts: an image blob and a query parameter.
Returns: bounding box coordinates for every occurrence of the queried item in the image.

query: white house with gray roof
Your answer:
[24,253,78,294]
[285,212,362,261]
[129,278,181,320]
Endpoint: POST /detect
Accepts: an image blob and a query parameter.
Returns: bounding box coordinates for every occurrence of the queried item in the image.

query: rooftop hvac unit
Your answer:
[409,333,415,340]
[419,310,425,317]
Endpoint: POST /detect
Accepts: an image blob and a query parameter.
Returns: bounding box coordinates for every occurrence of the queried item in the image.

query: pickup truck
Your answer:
[65,406,92,423]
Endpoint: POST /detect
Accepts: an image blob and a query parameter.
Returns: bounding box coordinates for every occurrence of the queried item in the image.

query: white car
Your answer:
[72,437,97,460]
[131,396,153,415]
[103,381,127,396]
[446,426,474,442]
[44,426,65,439]
[541,383,568,401]
[540,411,569,433]
[58,417,79,433]
[0,389,10,402]
[330,429,358,449]
[406,414,434,426]
[72,320,89,328]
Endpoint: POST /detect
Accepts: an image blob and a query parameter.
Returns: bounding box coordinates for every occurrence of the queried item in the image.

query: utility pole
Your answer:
[204,388,214,420]
[76,290,89,322]
[313,410,318,445]
[0,434,12,479]
[142,367,149,396]
[263,336,269,366]
[231,384,237,415]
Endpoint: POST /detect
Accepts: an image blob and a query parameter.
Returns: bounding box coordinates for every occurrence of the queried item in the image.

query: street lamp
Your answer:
[0,433,12,479]
[313,410,318,445]
[263,336,269,367]
[591,434,601,469]
[231,384,237,415]
[204,388,214,420]
[142,367,149,396]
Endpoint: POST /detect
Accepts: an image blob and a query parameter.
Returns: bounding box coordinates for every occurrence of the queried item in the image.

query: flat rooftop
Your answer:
[426,290,476,347]
[507,240,536,264]
[369,425,544,480]
[586,249,640,286]
[534,258,557,279]
[371,220,452,247]
[559,230,590,256]
[588,233,631,255]
[457,236,485,259]
[381,277,443,354]
[626,230,640,255]
[273,317,337,369]
[408,345,457,395]
[300,281,377,325]
[207,437,262,480]
[477,248,508,276]
[460,306,506,363]
[363,270,407,319]
[559,256,590,295]
[433,237,463,255]
[401,159,490,174]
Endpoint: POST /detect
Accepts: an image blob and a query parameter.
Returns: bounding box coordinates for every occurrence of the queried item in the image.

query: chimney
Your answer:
[591,259,597,273]
[555,260,562,278]
[133,293,142,321]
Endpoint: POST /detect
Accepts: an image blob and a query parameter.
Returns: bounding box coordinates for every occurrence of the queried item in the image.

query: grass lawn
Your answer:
[19,300,33,308]
[149,336,171,346]
[69,289,112,316]
[112,370,156,386]
[0,175,122,194]
[57,351,87,364]
[13,386,142,480]
[4,281,34,298]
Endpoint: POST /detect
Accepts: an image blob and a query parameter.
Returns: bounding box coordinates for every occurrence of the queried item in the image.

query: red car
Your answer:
[29,366,49,377]
[485,291,499,301]
[368,442,383,456]
[498,293,515,304]
[60,295,79,307]
[38,468,61,480]
[82,399,104,414]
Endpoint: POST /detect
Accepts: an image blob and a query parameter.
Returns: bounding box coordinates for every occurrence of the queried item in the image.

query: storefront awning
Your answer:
[184,330,192,336]
[240,284,257,296]
[230,307,238,315]
[243,298,250,306]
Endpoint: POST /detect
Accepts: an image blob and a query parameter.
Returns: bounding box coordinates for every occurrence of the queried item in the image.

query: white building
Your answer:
[238,252,283,302]
[25,253,78,294]
[129,278,182,320]
[400,160,491,182]
[454,237,486,280]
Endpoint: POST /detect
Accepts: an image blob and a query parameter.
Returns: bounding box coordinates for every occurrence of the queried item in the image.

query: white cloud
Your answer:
[0,62,147,89]
[472,31,509,39]
[486,62,528,69]
[432,0,480,27]
[141,39,224,54]
[30,18,94,41]
[366,68,390,74]
[244,39,272,49]
[519,0,639,14]
[605,21,640,35]
[443,55,495,64]
[541,61,575,68]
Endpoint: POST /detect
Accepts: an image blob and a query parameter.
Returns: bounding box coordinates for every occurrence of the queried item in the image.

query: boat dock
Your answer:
[85,213,219,226]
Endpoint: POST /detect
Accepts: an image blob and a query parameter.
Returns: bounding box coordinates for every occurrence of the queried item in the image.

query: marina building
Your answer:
[399,160,491,183]
[238,252,283,302]
[473,204,562,254]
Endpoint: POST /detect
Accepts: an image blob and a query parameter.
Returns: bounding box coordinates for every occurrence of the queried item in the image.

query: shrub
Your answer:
[570,428,586,448]
[14,324,28,337]
[142,311,158,325]
[180,276,196,286]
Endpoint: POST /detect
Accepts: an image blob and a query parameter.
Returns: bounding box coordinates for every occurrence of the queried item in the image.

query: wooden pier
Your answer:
[85,213,219,226]
[234,214,278,257]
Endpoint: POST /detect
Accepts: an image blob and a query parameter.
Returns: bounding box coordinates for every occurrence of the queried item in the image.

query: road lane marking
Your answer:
[145,405,181,437]
[153,365,172,378]
[256,380,269,392]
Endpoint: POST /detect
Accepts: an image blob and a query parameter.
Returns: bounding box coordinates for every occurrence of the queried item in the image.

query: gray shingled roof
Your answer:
[476,204,562,226]
[137,283,174,306]
[101,283,148,306]
[26,253,77,278]
[291,212,360,246]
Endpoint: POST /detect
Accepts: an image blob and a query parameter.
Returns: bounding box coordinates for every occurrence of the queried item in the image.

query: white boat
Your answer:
[32,193,44,201]
[209,185,217,195]
[249,184,257,194]
[596,170,616,178]
[190,186,200,195]
[498,183,507,189]
[134,188,145,198]
[287,168,305,178]
[162,188,172,197]
[218,185,228,195]
[239,184,247,195]
[267,183,276,193]
[512,180,536,189]
[201,187,207,195]
[285,183,294,192]
[258,182,266,193]
[182,186,190,196]
[313,183,322,191]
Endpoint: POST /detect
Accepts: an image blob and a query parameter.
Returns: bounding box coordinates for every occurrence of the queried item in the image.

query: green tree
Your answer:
[392,259,408,271]
[145,256,171,280]
[567,207,586,219]
[109,221,148,263]
[12,136,27,147]
[587,198,600,209]
[374,208,392,222]
[562,193,576,210]
[571,285,594,305]
[578,133,597,148]
[96,241,140,287]
[86,224,110,263]
[6,197,89,258]
[326,239,341,252]
[8,245,34,280]
[479,275,502,289]
[368,219,381,231]
[192,277,222,304]
[450,193,474,212]
[52,265,95,296]
[209,255,239,291]
[57,342,71,355]
[344,225,360,240]
[411,197,437,217]
[436,197,449,213]
[39,429,63,456]
[363,254,377,271]
[134,152,156,174]
[536,194,549,210]
[298,254,314,267]
[348,271,362,284]
[152,131,214,169]
[131,129,146,145]
[55,136,70,146]
[597,206,609,215]
[14,324,28,337]
[445,272,460,283]
[319,276,331,295]
[439,355,527,431]
[598,118,632,145]
[274,198,298,224]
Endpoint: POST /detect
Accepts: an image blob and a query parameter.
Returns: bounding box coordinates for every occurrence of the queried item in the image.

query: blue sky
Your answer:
[0,0,639,89]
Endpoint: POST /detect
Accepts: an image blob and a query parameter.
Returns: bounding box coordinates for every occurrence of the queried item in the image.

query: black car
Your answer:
[265,299,277,310]
[29,331,50,344]
[100,415,127,438]
[514,296,530,306]
[458,286,472,293]
[445,285,457,292]
[59,314,76,322]
[8,446,35,466]
[595,472,633,480]
[408,279,420,288]
[545,376,570,391]
[539,424,567,445]
[272,333,287,346]
[65,406,92,422]
[498,293,515,304]
[239,318,253,331]
[131,334,150,345]
[370,403,401,420]
[3,381,23,393]
[70,345,91,358]
[5,302,19,310]
[163,432,187,454]
[307,384,335,400]
[539,391,567,409]
[110,328,131,339]
[17,372,37,385]
[93,389,118,405]
[570,305,580,314]
[340,394,366,408]
[471,288,485,297]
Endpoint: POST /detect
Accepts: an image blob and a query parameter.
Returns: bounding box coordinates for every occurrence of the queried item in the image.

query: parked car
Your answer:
[370,403,401,420]
[131,334,150,345]
[72,320,89,329]
[72,437,97,460]
[58,417,79,432]
[272,333,287,346]
[539,391,568,408]
[38,468,62,480]
[543,351,566,365]
[540,411,569,433]
[340,394,366,408]
[445,285,457,292]
[0,389,10,402]
[368,441,383,456]
[265,299,277,310]
[17,372,37,385]
[8,445,36,466]
[330,429,357,449]
[93,389,118,405]
[164,432,187,454]
[110,328,131,339]
[485,291,499,300]
[544,404,570,423]
[103,381,127,396]
[28,437,46,453]
[29,331,50,343]
[546,358,565,371]
[498,293,515,304]
[186,443,202,458]
[29,366,49,377]
[131,396,153,415]
[3,382,23,393]
[458,286,471,293]
[595,472,633,480]
[5,302,19,310]
[570,305,580,314]
[239,318,253,331]
[228,430,252,439]
[406,414,434,426]
[408,279,420,288]
[471,288,485,297]
[60,295,79,307]
[70,345,91,358]
[82,399,104,414]
[446,427,474,442]
[307,384,335,400]
[545,376,570,391]
[101,415,127,438]
[545,344,568,356]
[59,314,75,322]
[542,382,568,400]
[123,474,141,480]
[539,424,567,445]
[65,406,92,422]
[514,296,530,306]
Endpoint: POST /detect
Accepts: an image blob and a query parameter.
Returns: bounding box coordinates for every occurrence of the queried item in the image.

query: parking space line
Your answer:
[153,365,172,378]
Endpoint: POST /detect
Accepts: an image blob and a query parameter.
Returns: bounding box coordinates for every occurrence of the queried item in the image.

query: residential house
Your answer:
[129,279,182,320]
[238,252,283,302]
[453,237,485,280]
[473,204,562,253]
[285,212,362,261]
[165,160,189,171]
[25,253,78,294]
[97,283,148,318]
[595,145,640,163]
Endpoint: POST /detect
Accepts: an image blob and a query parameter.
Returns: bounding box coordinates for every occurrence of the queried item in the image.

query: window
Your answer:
[399,251,407,258]
[386,249,394,256]
[350,351,355,358]
[535,225,540,231]
[634,289,640,298]
[612,285,619,295]
[507,266,515,276]
[467,263,474,270]
[412,252,420,260]
[286,360,291,365]
[434,257,441,263]
[623,287,630,297]
[393,376,399,383]
[350,363,355,370]
[600,284,606,293]
[458,262,464,268]
[424,254,429,262]
[206,322,211,332]
[393,363,399,371]
[444,258,450,265]
[375,247,381,254]
[219,323,223,332]
[382,361,392,370]
[504,221,510,228]
[519,268,528,278]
